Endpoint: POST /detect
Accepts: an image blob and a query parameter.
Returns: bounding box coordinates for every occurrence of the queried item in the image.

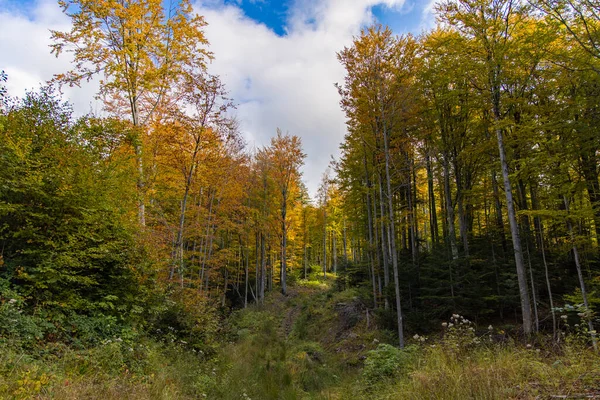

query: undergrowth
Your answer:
[2,274,599,399]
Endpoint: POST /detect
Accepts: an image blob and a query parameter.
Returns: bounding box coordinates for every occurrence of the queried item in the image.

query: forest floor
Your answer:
[2,274,600,399]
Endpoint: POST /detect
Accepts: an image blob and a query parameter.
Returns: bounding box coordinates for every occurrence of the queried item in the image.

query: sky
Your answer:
[0,0,436,197]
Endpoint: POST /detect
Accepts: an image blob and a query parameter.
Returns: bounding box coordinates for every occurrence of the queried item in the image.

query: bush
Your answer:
[0,278,53,347]
[363,343,418,384]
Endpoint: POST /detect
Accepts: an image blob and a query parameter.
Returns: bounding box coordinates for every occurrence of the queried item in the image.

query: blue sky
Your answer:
[0,0,436,196]
[210,0,433,36]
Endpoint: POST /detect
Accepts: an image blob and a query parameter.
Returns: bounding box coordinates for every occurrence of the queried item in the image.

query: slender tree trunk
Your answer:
[343,218,348,264]
[538,222,556,341]
[491,170,508,255]
[378,173,390,310]
[303,209,308,279]
[362,142,377,308]
[495,125,532,335]
[244,244,249,309]
[526,243,539,333]
[131,101,146,227]
[199,193,215,289]
[260,233,266,303]
[171,152,201,281]
[454,163,469,258]
[204,217,218,293]
[255,231,260,304]
[382,123,404,348]
[564,196,597,351]
[407,162,417,264]
[323,209,327,278]
[281,191,288,295]
[426,151,439,246]
[366,182,378,309]
[333,231,337,274]
[443,154,459,260]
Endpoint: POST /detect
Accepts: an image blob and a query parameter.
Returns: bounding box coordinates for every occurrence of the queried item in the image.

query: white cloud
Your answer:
[0,0,101,115]
[0,0,408,197]
[196,0,406,196]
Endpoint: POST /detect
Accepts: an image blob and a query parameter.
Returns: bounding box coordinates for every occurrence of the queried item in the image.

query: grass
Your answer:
[364,343,600,399]
[2,277,599,399]
[0,339,210,399]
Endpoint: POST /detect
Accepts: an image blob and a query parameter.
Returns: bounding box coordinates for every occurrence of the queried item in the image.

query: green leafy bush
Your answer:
[363,343,418,384]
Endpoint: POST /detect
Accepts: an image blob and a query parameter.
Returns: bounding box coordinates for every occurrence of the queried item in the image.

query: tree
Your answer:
[268,129,306,295]
[337,26,418,347]
[0,87,141,317]
[437,0,536,335]
[164,75,233,282]
[51,0,211,226]
[532,0,600,70]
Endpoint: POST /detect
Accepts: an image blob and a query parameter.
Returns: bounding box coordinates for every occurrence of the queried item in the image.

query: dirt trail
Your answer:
[282,305,301,337]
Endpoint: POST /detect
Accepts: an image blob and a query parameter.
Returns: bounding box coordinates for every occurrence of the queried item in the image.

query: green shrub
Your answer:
[363,343,418,384]
[0,279,53,347]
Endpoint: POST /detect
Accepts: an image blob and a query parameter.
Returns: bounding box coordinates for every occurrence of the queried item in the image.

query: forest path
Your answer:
[206,276,373,399]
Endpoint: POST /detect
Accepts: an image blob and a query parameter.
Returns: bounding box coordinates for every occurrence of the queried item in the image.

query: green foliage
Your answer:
[0,87,145,338]
[148,288,221,353]
[0,278,51,347]
[363,343,418,384]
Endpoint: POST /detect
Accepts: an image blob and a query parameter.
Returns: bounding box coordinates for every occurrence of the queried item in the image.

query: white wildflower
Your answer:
[488,325,493,331]
[442,322,448,328]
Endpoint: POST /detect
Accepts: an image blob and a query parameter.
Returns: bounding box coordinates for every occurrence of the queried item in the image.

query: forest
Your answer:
[1,0,600,398]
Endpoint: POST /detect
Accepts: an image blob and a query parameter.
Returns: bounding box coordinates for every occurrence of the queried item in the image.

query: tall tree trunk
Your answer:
[526,243,539,333]
[426,151,439,246]
[538,222,556,341]
[491,170,508,255]
[343,218,348,264]
[443,154,459,260]
[260,233,266,303]
[408,160,418,264]
[171,151,201,281]
[454,162,469,258]
[255,231,260,304]
[564,196,597,351]
[244,244,249,309]
[199,192,215,289]
[323,209,327,278]
[495,125,533,335]
[281,191,288,295]
[382,124,404,348]
[131,101,146,227]
[333,231,337,274]
[378,173,390,310]
[365,184,378,309]
[303,209,308,279]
